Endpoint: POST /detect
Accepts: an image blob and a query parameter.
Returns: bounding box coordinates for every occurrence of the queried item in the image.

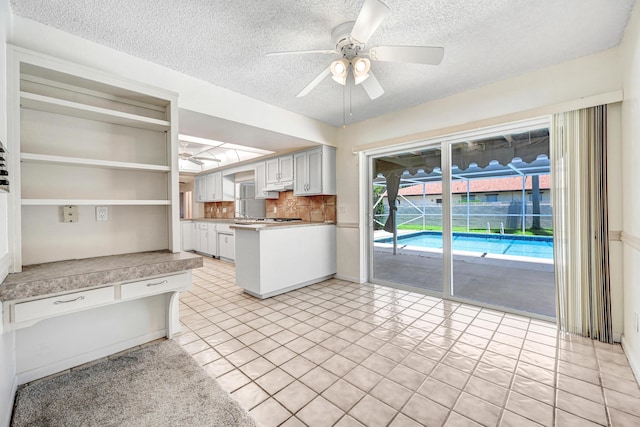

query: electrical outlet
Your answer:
[96,206,108,221]
[273,206,277,213]
[222,207,227,213]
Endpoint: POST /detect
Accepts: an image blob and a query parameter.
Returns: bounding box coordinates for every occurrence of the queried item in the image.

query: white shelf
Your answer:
[21,153,170,172]
[22,199,171,206]
[20,92,171,131]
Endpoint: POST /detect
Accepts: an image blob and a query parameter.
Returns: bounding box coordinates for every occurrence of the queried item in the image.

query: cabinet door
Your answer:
[204,174,214,201]
[198,227,209,254]
[208,224,217,257]
[306,148,323,194]
[279,155,294,182]
[204,173,221,201]
[293,152,308,195]
[181,222,193,251]
[218,233,235,261]
[266,158,280,184]
[256,163,278,199]
[255,162,268,198]
[212,172,223,201]
[194,176,206,202]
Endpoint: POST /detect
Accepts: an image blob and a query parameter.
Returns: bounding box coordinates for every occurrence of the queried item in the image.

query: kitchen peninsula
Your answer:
[231,221,336,298]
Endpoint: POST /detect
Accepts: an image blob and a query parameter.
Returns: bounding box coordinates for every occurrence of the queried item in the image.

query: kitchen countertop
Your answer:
[0,251,203,302]
[181,218,236,223]
[230,221,335,231]
[183,217,336,231]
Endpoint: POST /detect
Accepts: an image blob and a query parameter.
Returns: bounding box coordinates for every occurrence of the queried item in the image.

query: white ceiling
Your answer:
[10,0,636,129]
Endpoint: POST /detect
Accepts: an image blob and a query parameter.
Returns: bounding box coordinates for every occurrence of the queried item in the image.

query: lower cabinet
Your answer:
[181,221,193,251]
[218,233,235,261]
[194,223,209,254]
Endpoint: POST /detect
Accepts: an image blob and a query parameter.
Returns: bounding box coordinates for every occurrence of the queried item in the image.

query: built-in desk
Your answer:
[0,251,203,384]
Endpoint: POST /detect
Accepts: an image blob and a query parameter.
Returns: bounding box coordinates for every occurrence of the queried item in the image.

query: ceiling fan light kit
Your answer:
[270,0,445,107]
[330,58,349,85]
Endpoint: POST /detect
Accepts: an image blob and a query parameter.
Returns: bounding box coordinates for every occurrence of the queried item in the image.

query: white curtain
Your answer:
[552,106,612,343]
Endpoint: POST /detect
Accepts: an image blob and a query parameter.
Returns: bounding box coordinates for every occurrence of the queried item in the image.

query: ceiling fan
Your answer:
[179,142,221,166]
[268,0,444,100]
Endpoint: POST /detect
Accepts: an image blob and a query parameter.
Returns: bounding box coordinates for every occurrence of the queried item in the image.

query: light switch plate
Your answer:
[62,205,78,223]
[96,206,108,221]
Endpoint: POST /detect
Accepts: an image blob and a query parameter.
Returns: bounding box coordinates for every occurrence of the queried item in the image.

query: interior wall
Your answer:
[336,48,625,333]
[620,2,640,381]
[0,1,17,424]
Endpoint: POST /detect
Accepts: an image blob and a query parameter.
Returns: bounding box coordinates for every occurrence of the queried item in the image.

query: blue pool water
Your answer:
[376,231,554,259]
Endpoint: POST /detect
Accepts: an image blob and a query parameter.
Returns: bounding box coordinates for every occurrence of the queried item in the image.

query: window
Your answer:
[486,194,498,202]
[461,194,476,202]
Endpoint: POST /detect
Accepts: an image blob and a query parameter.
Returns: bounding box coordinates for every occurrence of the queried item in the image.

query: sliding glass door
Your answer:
[371,147,443,292]
[369,121,556,318]
[448,131,555,317]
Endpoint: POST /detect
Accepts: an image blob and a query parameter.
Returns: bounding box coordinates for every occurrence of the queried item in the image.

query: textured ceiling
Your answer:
[10,0,636,127]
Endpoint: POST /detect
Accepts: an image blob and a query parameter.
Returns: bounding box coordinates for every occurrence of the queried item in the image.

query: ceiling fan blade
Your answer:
[296,66,332,97]
[351,0,390,44]
[369,45,444,65]
[266,49,339,56]
[187,158,204,166]
[361,71,384,100]
[192,156,222,162]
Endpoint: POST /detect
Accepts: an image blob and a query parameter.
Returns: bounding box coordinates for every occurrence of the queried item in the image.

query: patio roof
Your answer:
[374,154,551,185]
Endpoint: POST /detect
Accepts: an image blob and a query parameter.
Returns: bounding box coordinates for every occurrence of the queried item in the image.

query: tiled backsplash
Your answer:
[204,201,235,219]
[204,192,336,222]
[265,191,336,222]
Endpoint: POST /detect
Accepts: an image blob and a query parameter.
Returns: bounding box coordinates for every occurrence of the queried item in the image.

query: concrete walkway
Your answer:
[373,248,556,318]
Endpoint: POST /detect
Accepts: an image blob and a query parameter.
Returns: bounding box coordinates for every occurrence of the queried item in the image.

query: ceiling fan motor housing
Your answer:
[332,22,364,59]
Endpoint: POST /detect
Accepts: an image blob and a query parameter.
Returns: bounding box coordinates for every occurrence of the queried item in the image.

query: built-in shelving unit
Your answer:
[8,46,180,269]
[20,153,171,172]
[21,199,172,206]
[20,92,171,131]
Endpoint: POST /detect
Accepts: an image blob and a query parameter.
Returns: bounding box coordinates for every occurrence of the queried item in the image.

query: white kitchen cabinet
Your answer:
[194,222,209,254]
[181,221,193,251]
[194,175,207,203]
[294,146,336,196]
[255,162,278,199]
[218,232,235,261]
[205,172,222,201]
[266,155,294,185]
[234,224,336,298]
[9,46,180,268]
[208,223,218,257]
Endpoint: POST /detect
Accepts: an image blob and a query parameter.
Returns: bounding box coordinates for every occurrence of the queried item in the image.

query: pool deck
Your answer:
[372,230,556,318]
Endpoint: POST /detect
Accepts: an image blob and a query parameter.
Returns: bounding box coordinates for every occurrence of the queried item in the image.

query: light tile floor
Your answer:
[176,257,640,427]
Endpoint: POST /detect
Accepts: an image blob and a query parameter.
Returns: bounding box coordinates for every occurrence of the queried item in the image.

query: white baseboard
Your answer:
[334,274,363,284]
[621,334,640,385]
[16,330,166,385]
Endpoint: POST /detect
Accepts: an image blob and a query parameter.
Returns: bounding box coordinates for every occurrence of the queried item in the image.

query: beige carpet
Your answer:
[11,340,259,427]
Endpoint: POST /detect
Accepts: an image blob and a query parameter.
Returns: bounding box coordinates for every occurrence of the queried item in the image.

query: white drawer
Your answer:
[120,272,189,300]
[14,286,115,323]
[216,223,233,233]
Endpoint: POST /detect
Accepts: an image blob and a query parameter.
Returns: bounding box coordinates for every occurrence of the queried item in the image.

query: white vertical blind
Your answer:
[552,106,612,342]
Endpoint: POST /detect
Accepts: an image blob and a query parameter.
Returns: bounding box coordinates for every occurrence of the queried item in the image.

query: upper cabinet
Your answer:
[255,162,278,199]
[266,155,294,185]
[294,146,336,196]
[194,171,233,202]
[8,46,180,269]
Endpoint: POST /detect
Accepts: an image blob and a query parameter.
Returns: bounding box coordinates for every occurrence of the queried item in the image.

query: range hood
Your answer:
[264,181,293,192]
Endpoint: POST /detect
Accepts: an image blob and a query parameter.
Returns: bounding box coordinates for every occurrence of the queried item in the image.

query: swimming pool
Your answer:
[376,231,554,259]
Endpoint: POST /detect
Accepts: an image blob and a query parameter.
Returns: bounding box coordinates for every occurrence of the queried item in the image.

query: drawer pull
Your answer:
[146,280,168,287]
[53,296,85,305]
